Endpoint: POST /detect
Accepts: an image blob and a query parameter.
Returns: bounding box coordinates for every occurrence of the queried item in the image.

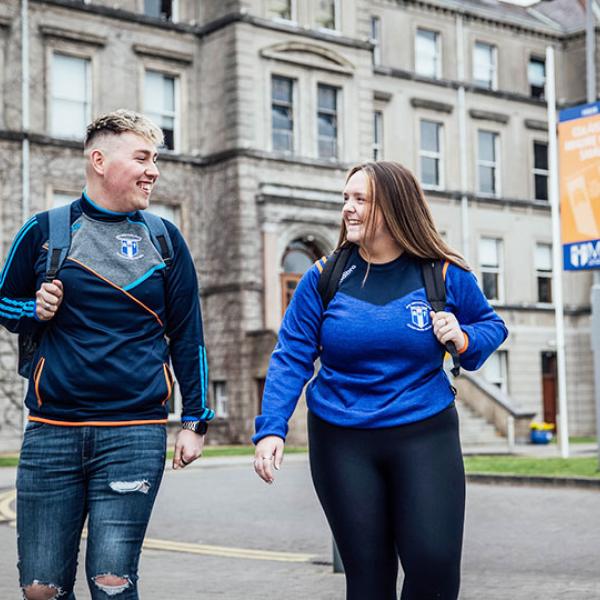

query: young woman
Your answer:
[253,161,508,600]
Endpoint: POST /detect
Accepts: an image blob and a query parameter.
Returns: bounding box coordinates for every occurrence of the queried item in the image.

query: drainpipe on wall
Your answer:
[455,15,470,262]
[21,0,29,431]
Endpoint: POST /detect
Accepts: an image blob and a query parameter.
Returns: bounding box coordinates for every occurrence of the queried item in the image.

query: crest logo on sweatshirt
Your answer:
[117,234,143,260]
[406,301,432,331]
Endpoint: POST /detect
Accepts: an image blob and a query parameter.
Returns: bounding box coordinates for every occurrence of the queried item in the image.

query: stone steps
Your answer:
[456,398,504,446]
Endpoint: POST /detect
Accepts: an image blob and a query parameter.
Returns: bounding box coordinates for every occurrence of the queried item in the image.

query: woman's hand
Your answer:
[253,435,285,484]
[430,311,466,352]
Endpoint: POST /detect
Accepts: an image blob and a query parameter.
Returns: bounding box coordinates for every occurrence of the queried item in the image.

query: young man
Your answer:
[0,110,213,599]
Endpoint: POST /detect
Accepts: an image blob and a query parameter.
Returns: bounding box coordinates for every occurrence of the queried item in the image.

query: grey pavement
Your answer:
[1,454,599,599]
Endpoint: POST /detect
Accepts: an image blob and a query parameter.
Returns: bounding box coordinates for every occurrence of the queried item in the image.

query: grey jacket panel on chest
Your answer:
[68,215,164,289]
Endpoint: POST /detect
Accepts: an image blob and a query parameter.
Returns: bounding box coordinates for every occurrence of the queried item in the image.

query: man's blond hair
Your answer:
[84,109,164,150]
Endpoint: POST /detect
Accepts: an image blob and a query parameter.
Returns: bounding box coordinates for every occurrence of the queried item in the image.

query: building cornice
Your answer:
[0,131,353,173]
[402,0,564,40]
[0,133,559,212]
[31,1,372,51]
[374,65,548,108]
[32,0,199,33]
[425,188,551,212]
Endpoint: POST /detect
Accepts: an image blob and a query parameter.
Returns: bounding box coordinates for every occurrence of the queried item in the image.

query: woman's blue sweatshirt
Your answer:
[254,246,508,443]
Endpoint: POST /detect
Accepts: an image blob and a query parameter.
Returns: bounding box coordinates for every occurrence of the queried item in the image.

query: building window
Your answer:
[473,41,497,90]
[317,84,338,159]
[144,0,176,21]
[477,130,499,196]
[415,29,441,79]
[373,111,383,160]
[51,53,91,140]
[533,141,548,201]
[479,237,503,302]
[52,192,76,209]
[166,365,182,420]
[272,76,294,153]
[149,203,181,228]
[213,381,228,418]
[529,57,545,99]
[144,70,178,151]
[535,243,553,304]
[371,16,381,66]
[420,120,443,189]
[267,0,292,20]
[315,0,337,30]
[281,238,322,313]
[484,350,508,393]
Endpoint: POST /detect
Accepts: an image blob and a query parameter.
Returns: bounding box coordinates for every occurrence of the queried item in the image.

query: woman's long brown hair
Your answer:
[336,161,471,271]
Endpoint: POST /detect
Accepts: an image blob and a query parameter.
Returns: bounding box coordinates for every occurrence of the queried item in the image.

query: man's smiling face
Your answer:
[101,132,160,212]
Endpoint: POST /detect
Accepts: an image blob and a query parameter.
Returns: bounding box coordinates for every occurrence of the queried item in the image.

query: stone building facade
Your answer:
[0,0,597,449]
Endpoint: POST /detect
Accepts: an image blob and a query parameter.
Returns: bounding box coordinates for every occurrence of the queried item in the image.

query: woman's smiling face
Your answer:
[342,169,386,246]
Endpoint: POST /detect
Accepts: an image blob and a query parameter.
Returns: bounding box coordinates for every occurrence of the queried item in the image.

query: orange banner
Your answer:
[558,103,600,270]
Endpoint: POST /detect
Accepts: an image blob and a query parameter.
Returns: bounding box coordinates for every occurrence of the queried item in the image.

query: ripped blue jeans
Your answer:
[17,422,166,599]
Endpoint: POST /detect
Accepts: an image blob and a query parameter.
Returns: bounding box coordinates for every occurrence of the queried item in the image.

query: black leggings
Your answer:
[308,403,465,600]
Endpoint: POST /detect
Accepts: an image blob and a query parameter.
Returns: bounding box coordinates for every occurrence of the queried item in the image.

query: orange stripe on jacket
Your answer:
[34,357,45,407]
[315,255,328,273]
[68,257,163,327]
[28,416,168,427]
[442,260,450,280]
[458,331,469,355]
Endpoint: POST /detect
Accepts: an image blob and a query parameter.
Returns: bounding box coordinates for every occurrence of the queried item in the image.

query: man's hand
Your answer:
[35,280,64,321]
[172,429,205,470]
[253,435,284,484]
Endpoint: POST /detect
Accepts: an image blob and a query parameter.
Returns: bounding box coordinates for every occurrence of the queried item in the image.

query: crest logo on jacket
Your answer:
[406,301,432,331]
[116,234,143,260]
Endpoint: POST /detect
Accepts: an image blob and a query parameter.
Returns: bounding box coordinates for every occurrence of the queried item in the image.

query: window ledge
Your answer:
[133,43,194,65]
[39,24,108,47]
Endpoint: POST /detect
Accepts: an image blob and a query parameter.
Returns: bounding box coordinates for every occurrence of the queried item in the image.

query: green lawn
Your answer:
[0,446,308,467]
[464,456,600,479]
[0,455,18,467]
[166,445,308,460]
[2,449,599,480]
[558,436,597,445]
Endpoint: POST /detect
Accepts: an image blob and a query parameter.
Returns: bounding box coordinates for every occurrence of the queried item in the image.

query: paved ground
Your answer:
[0,453,599,599]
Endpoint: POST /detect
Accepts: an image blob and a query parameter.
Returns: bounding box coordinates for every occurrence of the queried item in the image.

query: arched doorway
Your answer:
[280,237,323,315]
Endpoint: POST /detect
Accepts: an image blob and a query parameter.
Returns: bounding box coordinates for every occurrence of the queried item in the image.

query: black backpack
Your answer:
[316,245,461,377]
[17,204,174,378]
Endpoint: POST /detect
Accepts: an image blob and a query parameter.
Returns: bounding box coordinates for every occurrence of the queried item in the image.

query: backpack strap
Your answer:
[45,204,73,282]
[140,212,174,268]
[317,245,353,310]
[422,259,461,377]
